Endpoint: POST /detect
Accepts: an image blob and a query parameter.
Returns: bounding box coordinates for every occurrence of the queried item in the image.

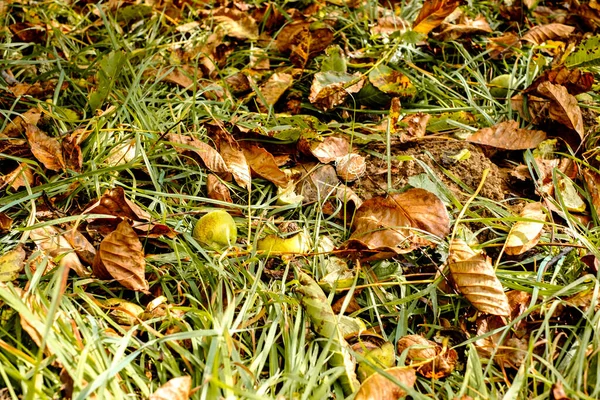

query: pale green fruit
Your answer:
[102,298,144,325]
[257,232,308,255]
[193,210,237,249]
[489,74,515,97]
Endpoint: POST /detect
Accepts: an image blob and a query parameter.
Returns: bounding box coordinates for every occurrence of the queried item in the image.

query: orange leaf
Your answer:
[413,0,460,35]
[355,367,417,400]
[536,82,584,139]
[256,72,294,110]
[167,133,231,174]
[207,173,233,203]
[521,23,575,45]
[149,376,192,400]
[466,120,546,150]
[25,124,65,171]
[219,140,251,190]
[448,239,510,316]
[92,220,148,292]
[240,143,289,187]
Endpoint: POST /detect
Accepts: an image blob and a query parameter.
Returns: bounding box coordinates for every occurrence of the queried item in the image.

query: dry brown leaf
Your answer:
[210,7,258,40]
[0,212,12,231]
[583,169,600,215]
[343,188,450,259]
[308,71,364,111]
[276,21,334,67]
[401,112,430,142]
[487,32,521,59]
[0,163,34,191]
[149,376,192,400]
[240,143,289,187]
[157,66,200,89]
[64,228,97,266]
[61,132,83,172]
[30,225,88,277]
[336,153,366,182]
[207,173,233,204]
[396,335,458,378]
[467,120,546,150]
[9,22,46,43]
[371,14,410,36]
[25,124,65,171]
[448,239,510,315]
[475,315,528,368]
[413,0,461,35]
[526,67,594,96]
[536,82,584,139]
[84,187,151,222]
[437,14,492,41]
[521,23,575,44]
[219,140,251,190]
[0,245,26,282]
[256,72,294,110]
[1,108,41,137]
[354,367,417,400]
[551,382,571,400]
[510,94,549,124]
[299,135,350,163]
[92,220,149,292]
[167,133,230,174]
[298,164,340,204]
[505,202,546,255]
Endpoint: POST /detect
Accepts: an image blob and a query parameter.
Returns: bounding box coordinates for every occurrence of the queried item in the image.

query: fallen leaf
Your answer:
[256,71,294,110]
[9,22,47,43]
[149,376,192,400]
[299,135,350,163]
[240,143,289,187]
[207,173,233,203]
[510,94,548,124]
[25,124,66,171]
[521,23,575,45]
[276,22,334,67]
[475,315,528,368]
[368,65,416,98]
[298,164,340,203]
[583,169,600,216]
[487,32,522,59]
[551,382,570,400]
[466,120,546,150]
[342,188,450,259]
[413,0,461,35]
[308,71,364,111]
[64,228,97,266]
[219,139,251,190]
[157,66,199,89]
[505,202,547,255]
[167,133,230,174]
[448,239,510,316]
[1,108,41,137]
[92,220,149,292]
[210,7,258,40]
[0,213,12,231]
[536,82,584,139]
[61,132,83,172]
[83,187,151,222]
[354,367,417,400]
[0,245,26,282]
[437,14,492,41]
[336,153,366,182]
[371,14,410,36]
[0,163,34,191]
[526,67,594,96]
[396,335,458,378]
[401,112,431,142]
[30,225,88,277]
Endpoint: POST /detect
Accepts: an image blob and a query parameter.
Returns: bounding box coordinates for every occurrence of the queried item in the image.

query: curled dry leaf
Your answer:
[343,188,450,259]
[0,212,12,231]
[401,112,430,142]
[510,94,549,124]
[64,227,97,266]
[536,82,584,140]
[467,120,546,150]
[84,187,151,222]
[256,71,294,110]
[207,173,233,203]
[354,367,417,400]
[487,32,521,59]
[475,315,528,368]
[0,245,26,282]
[299,135,350,163]
[583,169,600,215]
[336,153,366,182]
[210,7,258,40]
[437,14,492,41]
[308,71,364,111]
[505,202,546,255]
[413,0,461,35]
[526,67,594,96]
[92,220,149,292]
[396,334,457,378]
[240,143,289,187]
[448,239,510,316]
[219,139,251,190]
[25,124,66,171]
[149,376,192,400]
[1,108,41,137]
[167,133,230,174]
[0,162,34,190]
[521,23,575,45]
[30,225,88,277]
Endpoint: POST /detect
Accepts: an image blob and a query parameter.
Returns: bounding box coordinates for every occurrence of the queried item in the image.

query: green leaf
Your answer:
[88,50,127,112]
[321,45,347,73]
[565,36,600,68]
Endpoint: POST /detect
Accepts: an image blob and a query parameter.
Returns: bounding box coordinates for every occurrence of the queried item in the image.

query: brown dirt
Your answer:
[355,139,507,201]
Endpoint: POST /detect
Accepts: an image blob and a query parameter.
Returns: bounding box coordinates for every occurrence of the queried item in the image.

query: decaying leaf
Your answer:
[207,173,233,203]
[83,187,151,222]
[368,65,416,98]
[219,139,251,190]
[510,94,549,124]
[1,108,41,137]
[536,82,584,139]
[0,245,26,282]
[448,239,510,315]
[437,14,492,41]
[342,188,450,259]
[505,202,546,255]
[0,163,34,191]
[308,71,364,111]
[396,335,457,378]
[240,143,289,187]
[400,112,430,142]
[256,71,294,110]
[521,23,575,45]
[475,315,528,368]
[487,32,521,59]
[92,220,149,292]
[0,213,12,231]
[413,0,461,35]
[526,67,594,96]
[354,367,417,400]
[210,7,258,40]
[276,21,334,67]
[30,225,88,277]
[583,169,600,215]
[25,124,66,171]
[299,135,350,163]
[64,228,97,266]
[467,120,546,150]
[167,133,230,174]
[336,153,366,182]
[149,376,192,400]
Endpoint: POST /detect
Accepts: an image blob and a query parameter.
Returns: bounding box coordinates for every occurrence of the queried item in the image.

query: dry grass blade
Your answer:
[448,239,510,316]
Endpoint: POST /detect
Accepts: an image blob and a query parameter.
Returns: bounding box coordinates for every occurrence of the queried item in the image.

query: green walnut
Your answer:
[489,74,515,98]
[193,210,237,249]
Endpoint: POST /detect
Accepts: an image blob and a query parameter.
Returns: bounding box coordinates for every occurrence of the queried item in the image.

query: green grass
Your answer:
[2,0,600,398]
